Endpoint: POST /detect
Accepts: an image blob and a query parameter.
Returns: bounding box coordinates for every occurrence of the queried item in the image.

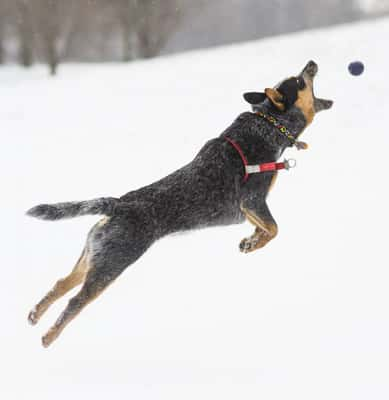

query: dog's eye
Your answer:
[296,78,306,90]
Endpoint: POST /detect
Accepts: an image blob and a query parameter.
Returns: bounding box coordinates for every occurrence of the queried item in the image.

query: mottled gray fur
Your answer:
[27,61,333,347]
[27,197,119,220]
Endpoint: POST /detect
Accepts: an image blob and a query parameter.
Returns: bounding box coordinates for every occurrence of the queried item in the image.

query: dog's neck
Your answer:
[253,99,308,150]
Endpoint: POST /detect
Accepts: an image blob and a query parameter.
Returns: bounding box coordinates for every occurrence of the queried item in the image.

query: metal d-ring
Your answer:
[285,158,297,170]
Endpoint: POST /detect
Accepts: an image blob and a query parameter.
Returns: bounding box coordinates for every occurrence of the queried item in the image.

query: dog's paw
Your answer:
[41,334,52,348]
[42,327,59,348]
[28,307,39,326]
[239,237,259,253]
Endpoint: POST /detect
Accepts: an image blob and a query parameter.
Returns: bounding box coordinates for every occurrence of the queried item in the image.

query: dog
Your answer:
[27,60,333,347]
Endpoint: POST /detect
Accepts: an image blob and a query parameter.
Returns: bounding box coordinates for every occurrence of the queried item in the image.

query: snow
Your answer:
[2,17,389,400]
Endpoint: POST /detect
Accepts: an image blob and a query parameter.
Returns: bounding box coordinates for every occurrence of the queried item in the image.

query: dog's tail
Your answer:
[26,197,119,221]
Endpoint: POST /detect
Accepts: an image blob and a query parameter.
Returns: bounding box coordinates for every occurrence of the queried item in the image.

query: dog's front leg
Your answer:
[239,202,278,253]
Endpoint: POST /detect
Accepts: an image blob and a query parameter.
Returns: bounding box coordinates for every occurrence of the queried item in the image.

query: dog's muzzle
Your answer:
[303,60,318,78]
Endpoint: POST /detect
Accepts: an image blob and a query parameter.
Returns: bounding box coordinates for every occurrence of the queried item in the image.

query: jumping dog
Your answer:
[27,60,333,347]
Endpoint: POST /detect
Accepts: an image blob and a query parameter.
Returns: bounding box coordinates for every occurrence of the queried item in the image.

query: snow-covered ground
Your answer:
[2,17,389,400]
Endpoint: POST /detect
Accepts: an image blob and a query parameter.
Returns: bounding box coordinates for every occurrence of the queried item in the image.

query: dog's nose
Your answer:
[304,60,318,77]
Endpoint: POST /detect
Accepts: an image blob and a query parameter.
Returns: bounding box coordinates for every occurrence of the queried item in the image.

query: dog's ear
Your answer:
[265,88,285,111]
[243,92,267,105]
[314,98,333,113]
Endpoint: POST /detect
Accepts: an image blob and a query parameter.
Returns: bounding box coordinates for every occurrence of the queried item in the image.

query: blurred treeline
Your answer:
[0,0,385,75]
[0,0,184,74]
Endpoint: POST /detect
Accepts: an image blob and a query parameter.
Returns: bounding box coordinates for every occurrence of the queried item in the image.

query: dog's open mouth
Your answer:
[301,60,333,112]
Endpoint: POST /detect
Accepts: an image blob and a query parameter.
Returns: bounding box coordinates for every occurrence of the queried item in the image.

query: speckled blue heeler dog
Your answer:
[27,60,333,347]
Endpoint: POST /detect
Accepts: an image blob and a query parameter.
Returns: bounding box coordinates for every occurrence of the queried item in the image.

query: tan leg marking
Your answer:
[28,250,89,326]
[41,293,101,348]
[269,172,278,192]
[240,207,278,253]
[97,216,110,227]
[41,270,109,348]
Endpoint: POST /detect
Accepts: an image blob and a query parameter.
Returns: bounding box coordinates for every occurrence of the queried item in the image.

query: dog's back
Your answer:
[120,137,245,235]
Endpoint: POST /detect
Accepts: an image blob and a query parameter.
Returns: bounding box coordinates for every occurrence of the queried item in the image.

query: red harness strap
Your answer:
[225,137,295,182]
[225,137,250,181]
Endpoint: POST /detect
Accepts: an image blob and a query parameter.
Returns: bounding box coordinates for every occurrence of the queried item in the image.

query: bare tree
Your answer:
[111,0,183,61]
[15,0,34,67]
[0,0,9,63]
[64,0,127,62]
[134,0,182,59]
[0,27,3,64]
[117,0,131,61]
[114,0,136,62]
[32,0,77,75]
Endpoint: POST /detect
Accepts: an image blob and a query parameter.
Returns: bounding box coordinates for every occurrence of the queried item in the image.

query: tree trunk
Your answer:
[45,34,59,75]
[138,33,152,58]
[19,31,34,67]
[121,18,133,61]
[0,30,4,64]
[17,0,34,67]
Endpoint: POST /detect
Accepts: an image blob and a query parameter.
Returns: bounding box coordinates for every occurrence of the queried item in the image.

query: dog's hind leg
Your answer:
[28,249,89,326]
[41,263,117,348]
[41,215,155,347]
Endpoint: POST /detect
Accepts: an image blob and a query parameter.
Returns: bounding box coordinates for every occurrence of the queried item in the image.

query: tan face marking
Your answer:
[265,88,285,111]
[295,80,315,125]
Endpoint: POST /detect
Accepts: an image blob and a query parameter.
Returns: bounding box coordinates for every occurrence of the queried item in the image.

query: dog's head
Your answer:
[244,61,333,125]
